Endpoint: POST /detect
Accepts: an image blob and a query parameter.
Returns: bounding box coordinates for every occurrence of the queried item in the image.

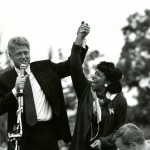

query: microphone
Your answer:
[20,64,26,76]
[19,64,27,93]
[7,64,27,144]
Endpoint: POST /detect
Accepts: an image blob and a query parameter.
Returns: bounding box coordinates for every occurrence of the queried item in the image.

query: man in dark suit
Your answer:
[0,23,90,150]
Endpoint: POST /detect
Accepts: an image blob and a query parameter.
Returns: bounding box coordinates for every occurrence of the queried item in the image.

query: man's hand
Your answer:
[77,21,90,39]
[15,75,28,93]
[75,21,90,46]
[90,139,102,149]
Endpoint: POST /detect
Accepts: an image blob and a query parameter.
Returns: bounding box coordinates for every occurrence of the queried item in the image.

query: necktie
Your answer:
[24,75,37,126]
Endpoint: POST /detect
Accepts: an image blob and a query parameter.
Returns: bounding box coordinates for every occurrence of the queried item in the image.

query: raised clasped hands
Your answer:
[77,21,90,39]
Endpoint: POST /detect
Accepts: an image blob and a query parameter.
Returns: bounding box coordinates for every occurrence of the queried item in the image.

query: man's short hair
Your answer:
[7,36,30,54]
[113,123,145,146]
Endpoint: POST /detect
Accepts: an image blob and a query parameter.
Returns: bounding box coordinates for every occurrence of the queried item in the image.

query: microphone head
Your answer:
[20,64,27,70]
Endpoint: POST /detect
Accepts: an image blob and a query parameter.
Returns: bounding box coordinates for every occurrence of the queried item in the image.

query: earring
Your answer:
[104,83,108,87]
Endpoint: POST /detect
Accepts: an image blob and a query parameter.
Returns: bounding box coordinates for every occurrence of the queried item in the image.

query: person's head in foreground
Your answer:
[91,61,122,94]
[114,123,150,150]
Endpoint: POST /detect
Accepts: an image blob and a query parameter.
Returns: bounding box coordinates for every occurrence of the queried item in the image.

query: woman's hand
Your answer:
[75,21,90,46]
[90,139,102,149]
[77,22,90,39]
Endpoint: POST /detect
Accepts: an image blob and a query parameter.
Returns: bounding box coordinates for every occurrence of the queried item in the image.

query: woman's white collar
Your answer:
[106,92,117,101]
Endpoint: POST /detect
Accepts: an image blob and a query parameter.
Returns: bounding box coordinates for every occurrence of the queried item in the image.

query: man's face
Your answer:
[9,46,30,69]
[115,138,135,150]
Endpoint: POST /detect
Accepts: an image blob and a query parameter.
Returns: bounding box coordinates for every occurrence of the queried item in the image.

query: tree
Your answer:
[117,9,150,135]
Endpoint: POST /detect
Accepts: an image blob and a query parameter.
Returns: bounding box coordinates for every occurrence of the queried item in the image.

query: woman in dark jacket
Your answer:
[70,23,127,150]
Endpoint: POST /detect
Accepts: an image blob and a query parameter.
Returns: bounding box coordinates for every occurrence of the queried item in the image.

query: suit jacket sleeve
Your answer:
[0,78,17,115]
[49,43,88,79]
[70,43,89,102]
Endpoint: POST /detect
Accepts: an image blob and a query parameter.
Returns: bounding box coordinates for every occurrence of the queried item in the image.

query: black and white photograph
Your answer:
[0,0,150,150]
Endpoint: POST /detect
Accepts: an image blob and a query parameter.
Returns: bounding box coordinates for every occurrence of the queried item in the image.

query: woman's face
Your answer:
[91,69,107,92]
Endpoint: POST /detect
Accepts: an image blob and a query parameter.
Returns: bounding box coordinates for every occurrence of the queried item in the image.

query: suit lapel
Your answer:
[88,90,93,120]
[83,88,93,139]
[30,64,53,100]
[31,69,48,92]
[8,68,18,89]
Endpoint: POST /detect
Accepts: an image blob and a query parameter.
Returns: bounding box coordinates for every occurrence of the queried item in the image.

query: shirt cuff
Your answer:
[82,39,87,49]
[12,88,18,98]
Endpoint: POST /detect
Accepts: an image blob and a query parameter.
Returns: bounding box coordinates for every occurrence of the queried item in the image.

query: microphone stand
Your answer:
[8,64,26,150]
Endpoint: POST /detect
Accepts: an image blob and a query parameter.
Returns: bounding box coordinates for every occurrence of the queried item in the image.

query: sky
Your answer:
[0,0,150,63]
[0,0,150,105]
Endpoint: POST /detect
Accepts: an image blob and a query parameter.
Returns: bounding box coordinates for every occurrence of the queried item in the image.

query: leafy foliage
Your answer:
[117,9,150,134]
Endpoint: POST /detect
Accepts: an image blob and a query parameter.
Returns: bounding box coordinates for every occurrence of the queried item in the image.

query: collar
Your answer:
[15,65,31,76]
[91,88,117,101]
[106,92,117,101]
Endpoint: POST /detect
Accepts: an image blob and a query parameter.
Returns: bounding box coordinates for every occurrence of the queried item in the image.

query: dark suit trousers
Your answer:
[24,120,59,150]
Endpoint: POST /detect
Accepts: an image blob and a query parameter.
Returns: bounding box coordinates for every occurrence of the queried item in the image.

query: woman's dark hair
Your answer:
[97,61,122,94]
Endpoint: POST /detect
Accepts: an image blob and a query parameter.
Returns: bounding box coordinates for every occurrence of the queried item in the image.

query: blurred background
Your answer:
[0,0,150,149]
